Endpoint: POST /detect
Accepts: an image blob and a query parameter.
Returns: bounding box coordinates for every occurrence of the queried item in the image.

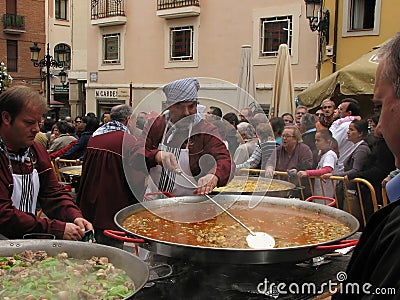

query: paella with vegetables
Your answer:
[0,250,135,299]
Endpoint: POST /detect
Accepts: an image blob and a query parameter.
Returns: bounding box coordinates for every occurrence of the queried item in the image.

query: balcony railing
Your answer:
[157,0,200,10]
[91,0,125,20]
[2,14,25,33]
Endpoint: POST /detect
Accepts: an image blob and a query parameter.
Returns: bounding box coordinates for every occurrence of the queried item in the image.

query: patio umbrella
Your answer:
[297,46,381,109]
[237,45,257,111]
[271,44,295,117]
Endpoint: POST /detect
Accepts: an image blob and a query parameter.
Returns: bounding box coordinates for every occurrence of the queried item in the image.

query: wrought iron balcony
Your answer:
[157,0,200,19]
[91,0,127,26]
[2,14,25,34]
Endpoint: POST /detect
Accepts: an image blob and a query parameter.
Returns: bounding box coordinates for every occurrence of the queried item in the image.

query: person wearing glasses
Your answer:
[316,99,336,130]
[314,108,324,122]
[264,126,313,189]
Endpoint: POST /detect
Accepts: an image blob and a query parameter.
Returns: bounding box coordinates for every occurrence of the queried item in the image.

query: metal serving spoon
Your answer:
[175,169,275,249]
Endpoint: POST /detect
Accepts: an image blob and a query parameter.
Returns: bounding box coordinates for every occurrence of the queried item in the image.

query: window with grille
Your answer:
[260,16,292,57]
[103,34,120,64]
[7,40,17,72]
[55,0,67,20]
[55,43,71,68]
[170,26,193,61]
[349,0,376,30]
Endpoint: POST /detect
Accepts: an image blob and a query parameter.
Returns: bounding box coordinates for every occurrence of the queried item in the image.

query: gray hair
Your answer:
[300,113,316,130]
[296,105,308,113]
[237,121,256,140]
[321,98,335,108]
[110,104,134,122]
[379,32,400,98]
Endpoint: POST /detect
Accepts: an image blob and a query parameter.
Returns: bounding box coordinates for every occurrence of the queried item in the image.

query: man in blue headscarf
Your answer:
[140,78,234,196]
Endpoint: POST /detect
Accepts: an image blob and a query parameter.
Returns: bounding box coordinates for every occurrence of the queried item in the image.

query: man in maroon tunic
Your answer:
[77,104,145,248]
[0,86,92,240]
[141,78,234,196]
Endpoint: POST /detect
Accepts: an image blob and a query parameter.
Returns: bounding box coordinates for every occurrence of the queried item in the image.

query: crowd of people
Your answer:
[1,33,400,298]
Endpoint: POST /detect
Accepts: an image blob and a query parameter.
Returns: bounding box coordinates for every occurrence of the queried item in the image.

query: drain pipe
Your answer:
[332,0,339,72]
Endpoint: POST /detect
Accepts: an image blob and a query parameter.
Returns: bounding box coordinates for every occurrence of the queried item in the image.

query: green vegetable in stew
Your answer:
[0,250,135,299]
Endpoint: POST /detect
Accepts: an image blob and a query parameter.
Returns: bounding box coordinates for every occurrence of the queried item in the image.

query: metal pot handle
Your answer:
[305,196,337,207]
[315,239,358,250]
[147,264,174,282]
[144,191,175,201]
[103,230,145,243]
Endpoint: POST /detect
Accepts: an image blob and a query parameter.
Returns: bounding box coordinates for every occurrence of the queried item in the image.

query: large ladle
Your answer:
[175,169,275,249]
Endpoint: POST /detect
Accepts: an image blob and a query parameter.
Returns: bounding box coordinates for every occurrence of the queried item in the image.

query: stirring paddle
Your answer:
[175,169,275,249]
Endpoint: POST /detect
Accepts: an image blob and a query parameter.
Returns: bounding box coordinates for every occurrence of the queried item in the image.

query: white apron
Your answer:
[11,169,40,214]
[146,123,196,197]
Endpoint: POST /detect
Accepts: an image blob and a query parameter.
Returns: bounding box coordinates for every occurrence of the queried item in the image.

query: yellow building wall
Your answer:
[320,0,399,78]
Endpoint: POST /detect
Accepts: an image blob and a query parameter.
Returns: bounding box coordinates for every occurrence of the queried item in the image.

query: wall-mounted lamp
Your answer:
[58,69,68,87]
[304,0,330,44]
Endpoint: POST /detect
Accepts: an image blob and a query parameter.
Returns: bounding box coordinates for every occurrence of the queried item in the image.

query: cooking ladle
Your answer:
[175,169,275,249]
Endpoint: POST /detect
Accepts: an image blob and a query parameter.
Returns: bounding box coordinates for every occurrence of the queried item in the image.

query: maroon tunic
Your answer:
[0,142,83,239]
[140,115,234,187]
[77,131,145,230]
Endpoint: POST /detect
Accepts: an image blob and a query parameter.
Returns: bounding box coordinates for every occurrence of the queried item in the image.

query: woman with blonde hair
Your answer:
[264,126,313,176]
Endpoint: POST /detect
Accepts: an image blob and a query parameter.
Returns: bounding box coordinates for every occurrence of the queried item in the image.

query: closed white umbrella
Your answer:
[271,44,295,117]
[237,45,257,111]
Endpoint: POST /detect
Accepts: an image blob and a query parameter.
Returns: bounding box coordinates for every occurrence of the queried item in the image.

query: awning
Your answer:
[297,47,380,109]
[50,99,65,108]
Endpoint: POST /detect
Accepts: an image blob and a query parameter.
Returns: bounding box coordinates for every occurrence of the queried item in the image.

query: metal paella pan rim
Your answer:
[114,195,360,264]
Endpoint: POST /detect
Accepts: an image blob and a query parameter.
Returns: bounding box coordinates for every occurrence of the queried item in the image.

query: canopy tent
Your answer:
[297,47,380,110]
[270,44,295,117]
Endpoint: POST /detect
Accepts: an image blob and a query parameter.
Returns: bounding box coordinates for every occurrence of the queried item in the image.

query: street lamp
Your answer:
[30,43,66,106]
[304,0,330,81]
[304,0,329,44]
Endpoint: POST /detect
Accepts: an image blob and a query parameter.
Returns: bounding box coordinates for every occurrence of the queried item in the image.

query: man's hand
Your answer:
[155,151,178,172]
[63,218,93,241]
[194,174,218,195]
[63,223,85,240]
[74,217,93,231]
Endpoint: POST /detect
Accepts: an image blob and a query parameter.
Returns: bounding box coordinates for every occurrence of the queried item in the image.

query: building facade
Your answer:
[320,0,398,78]
[63,0,319,118]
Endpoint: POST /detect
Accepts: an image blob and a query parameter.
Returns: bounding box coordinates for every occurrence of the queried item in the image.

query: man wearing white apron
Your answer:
[142,78,234,197]
[0,86,93,240]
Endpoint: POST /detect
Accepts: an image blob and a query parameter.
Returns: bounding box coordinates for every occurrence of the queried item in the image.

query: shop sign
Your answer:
[95,89,118,99]
[54,85,69,93]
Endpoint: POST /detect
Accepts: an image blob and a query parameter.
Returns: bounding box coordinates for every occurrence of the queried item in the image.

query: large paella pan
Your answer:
[108,195,359,264]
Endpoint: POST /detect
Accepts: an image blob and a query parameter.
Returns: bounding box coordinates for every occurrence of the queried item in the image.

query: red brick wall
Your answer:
[0,0,45,91]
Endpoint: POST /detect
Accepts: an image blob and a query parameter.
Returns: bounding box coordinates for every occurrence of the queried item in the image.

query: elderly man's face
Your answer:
[374,59,400,168]
[322,101,335,117]
[168,101,197,127]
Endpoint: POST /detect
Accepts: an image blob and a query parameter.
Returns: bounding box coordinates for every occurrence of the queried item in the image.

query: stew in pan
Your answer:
[122,202,351,249]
